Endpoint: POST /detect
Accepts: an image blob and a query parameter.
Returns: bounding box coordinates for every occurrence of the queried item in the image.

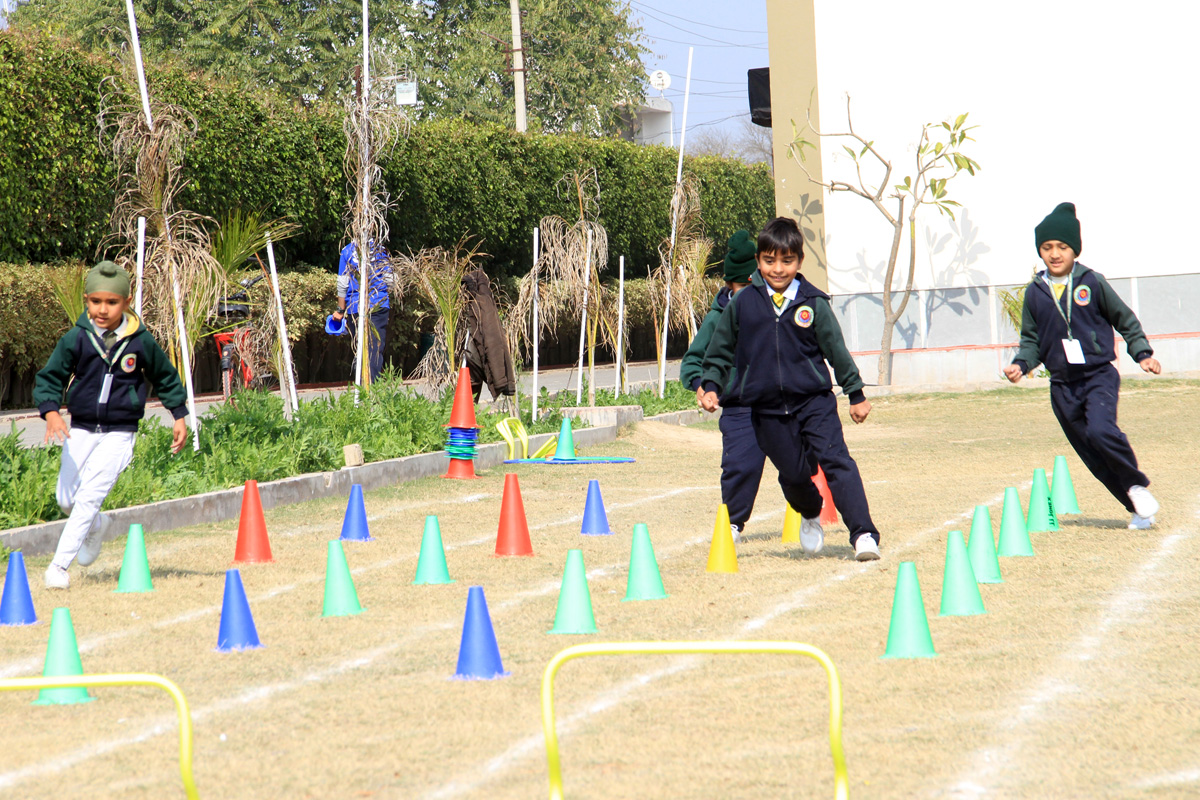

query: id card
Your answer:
[99,373,113,404]
[1062,338,1085,365]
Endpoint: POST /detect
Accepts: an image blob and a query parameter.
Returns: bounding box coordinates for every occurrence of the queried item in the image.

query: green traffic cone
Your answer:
[549,549,596,634]
[623,523,667,601]
[115,524,153,593]
[881,562,937,659]
[997,487,1034,557]
[33,608,94,705]
[939,531,986,616]
[1026,468,1059,533]
[966,505,1003,584]
[1051,455,1081,514]
[413,516,454,585]
[322,540,364,618]
[552,417,577,461]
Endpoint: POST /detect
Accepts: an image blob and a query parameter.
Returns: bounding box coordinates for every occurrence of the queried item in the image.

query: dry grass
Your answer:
[2,380,1198,799]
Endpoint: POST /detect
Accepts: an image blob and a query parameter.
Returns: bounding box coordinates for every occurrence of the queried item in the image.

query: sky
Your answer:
[628,0,770,141]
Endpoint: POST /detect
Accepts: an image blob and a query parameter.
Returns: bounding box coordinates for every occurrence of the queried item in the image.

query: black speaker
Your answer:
[748,67,771,128]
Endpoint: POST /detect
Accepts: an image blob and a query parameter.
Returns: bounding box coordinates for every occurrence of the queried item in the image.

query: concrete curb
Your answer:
[1,421,627,557]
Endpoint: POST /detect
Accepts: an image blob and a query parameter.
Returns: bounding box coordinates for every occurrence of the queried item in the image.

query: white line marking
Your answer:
[944,528,1190,797]
[1133,766,1200,789]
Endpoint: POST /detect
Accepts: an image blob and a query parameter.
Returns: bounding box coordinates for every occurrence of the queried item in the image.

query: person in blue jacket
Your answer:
[680,230,822,551]
[1004,202,1162,529]
[331,240,392,383]
[700,217,881,561]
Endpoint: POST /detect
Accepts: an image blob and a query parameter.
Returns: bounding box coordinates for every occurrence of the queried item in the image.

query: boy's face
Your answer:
[1039,240,1076,277]
[85,291,131,331]
[756,248,803,291]
[726,280,749,295]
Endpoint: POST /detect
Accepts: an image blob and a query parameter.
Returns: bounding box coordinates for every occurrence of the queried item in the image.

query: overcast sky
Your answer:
[629,0,769,140]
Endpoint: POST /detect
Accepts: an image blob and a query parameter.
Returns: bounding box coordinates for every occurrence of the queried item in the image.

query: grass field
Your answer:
[2,379,1198,799]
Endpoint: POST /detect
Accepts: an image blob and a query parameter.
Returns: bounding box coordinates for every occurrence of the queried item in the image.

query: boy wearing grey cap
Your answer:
[34,261,189,588]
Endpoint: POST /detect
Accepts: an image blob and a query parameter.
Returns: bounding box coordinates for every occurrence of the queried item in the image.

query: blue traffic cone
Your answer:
[580,479,612,535]
[216,569,263,652]
[340,484,373,542]
[1,552,37,626]
[453,586,509,680]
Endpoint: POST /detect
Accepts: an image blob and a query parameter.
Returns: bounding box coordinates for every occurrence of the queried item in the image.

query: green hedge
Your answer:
[0,30,774,274]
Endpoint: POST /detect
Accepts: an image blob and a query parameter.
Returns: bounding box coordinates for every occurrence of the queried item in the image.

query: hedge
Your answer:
[0,29,775,277]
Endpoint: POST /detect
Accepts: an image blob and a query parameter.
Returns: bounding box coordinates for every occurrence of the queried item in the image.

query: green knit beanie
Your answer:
[1034,202,1082,256]
[84,260,131,297]
[722,229,757,282]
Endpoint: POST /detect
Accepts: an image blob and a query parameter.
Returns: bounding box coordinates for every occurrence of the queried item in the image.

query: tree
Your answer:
[788,98,980,385]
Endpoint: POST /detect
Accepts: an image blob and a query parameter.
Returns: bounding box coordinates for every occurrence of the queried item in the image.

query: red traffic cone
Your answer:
[443,458,477,480]
[447,365,478,430]
[234,480,273,563]
[814,466,839,526]
[495,474,533,556]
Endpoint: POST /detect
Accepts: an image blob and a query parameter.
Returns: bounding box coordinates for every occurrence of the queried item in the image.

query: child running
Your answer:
[700,217,881,560]
[34,260,188,588]
[1004,202,1161,528]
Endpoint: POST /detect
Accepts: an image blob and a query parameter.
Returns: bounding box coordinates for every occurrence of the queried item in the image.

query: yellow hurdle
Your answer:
[1,672,200,799]
[496,417,530,460]
[541,641,849,800]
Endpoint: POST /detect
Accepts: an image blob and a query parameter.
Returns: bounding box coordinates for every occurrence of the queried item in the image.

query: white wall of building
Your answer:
[809,0,1200,294]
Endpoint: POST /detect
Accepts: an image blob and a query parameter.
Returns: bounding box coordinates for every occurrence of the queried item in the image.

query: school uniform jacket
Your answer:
[700,272,865,414]
[34,312,188,433]
[1012,263,1152,383]
[679,287,747,407]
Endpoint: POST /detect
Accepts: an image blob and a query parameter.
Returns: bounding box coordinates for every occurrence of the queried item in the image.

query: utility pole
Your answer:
[509,0,527,132]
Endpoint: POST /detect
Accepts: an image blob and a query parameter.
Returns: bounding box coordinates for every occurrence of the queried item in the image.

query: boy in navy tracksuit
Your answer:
[700,217,881,561]
[34,261,189,588]
[1004,202,1161,528]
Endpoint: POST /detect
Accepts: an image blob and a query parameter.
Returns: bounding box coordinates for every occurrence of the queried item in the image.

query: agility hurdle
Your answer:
[0,672,199,799]
[541,641,849,800]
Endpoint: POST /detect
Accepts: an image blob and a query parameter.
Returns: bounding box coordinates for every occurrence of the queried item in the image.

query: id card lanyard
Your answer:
[1045,271,1085,365]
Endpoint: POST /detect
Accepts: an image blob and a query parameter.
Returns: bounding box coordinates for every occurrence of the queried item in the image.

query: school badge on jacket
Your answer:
[794,305,814,328]
[121,354,138,373]
[1073,285,1091,306]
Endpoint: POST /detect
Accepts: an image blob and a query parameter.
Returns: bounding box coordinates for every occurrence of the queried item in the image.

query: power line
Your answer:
[648,33,767,50]
[632,4,766,47]
[630,0,766,35]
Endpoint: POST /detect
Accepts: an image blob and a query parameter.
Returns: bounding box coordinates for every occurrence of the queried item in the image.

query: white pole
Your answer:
[615,255,625,397]
[509,0,527,133]
[658,47,694,398]
[123,0,153,132]
[531,227,540,422]
[134,217,146,318]
[354,0,371,401]
[574,228,592,405]
[169,263,200,452]
[266,235,299,415]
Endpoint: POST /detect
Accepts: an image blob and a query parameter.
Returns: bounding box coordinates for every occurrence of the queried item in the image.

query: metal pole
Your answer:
[169,262,200,452]
[354,0,371,400]
[574,228,592,406]
[266,235,299,415]
[134,217,146,318]
[509,0,527,133]
[658,47,693,397]
[123,0,153,131]
[532,227,540,422]
[615,255,625,396]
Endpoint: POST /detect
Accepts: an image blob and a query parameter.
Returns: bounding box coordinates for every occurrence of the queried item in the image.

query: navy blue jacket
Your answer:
[700,272,865,414]
[1012,264,1152,383]
[34,313,188,433]
[679,287,746,407]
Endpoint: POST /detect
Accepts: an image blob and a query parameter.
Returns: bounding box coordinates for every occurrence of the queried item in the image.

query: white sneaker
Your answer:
[44,564,70,590]
[800,516,824,554]
[1129,513,1156,530]
[1127,486,1159,519]
[854,535,881,561]
[76,512,112,567]
[729,523,742,543]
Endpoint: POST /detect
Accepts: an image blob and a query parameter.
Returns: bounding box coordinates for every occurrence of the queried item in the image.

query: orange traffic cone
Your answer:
[443,458,477,480]
[447,365,478,429]
[233,480,273,563]
[495,474,533,556]
[814,466,839,526]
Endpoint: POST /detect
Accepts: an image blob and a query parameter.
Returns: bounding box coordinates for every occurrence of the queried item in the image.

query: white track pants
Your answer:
[52,428,136,570]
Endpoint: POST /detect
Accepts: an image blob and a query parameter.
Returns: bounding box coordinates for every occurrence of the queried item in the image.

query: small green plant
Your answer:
[49,262,87,324]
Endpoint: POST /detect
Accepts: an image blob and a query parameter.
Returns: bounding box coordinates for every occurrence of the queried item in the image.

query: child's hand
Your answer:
[43,411,70,444]
[849,399,871,424]
[1003,364,1024,383]
[1139,357,1161,374]
[694,386,707,408]
[699,391,720,413]
[170,418,188,454]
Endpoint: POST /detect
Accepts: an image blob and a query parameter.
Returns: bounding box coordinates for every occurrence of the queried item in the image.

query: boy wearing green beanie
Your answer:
[34,260,189,588]
[1004,202,1162,529]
